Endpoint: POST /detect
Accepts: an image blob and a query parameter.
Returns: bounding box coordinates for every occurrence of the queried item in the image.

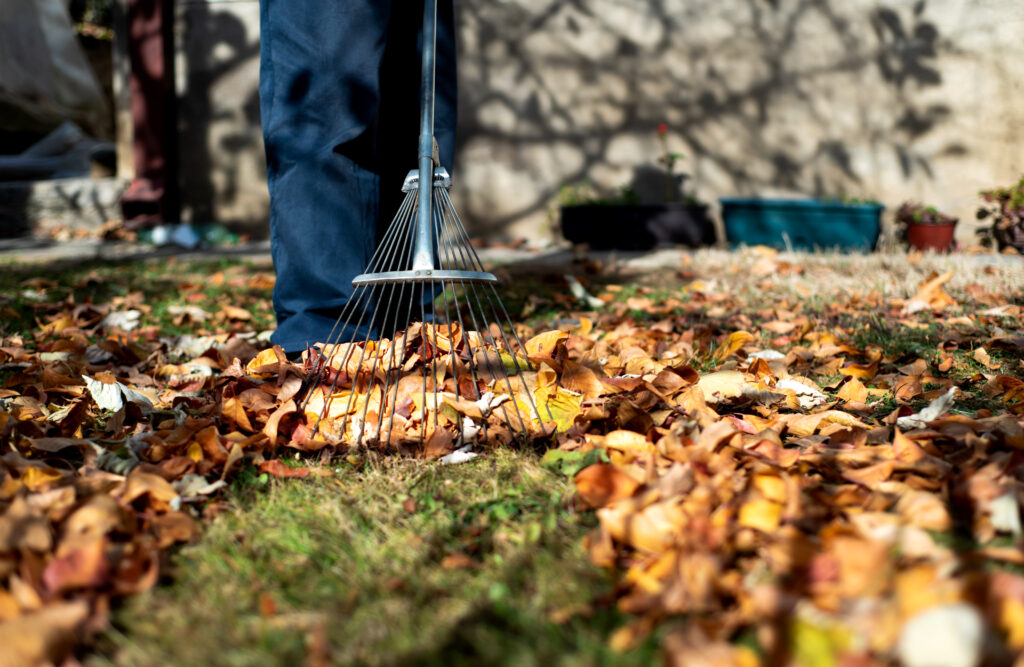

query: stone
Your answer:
[896,603,985,667]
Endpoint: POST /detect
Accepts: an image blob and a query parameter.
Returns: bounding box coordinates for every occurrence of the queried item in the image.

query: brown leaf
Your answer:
[121,470,179,510]
[560,360,606,399]
[221,304,252,321]
[221,395,254,432]
[150,511,200,548]
[0,600,89,667]
[422,428,455,459]
[263,399,297,447]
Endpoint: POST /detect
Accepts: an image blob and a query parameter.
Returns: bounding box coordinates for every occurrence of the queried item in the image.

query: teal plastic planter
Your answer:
[720,198,883,252]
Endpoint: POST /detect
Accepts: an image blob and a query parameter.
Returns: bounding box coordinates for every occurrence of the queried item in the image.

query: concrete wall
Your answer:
[174,0,265,228]
[173,0,1024,245]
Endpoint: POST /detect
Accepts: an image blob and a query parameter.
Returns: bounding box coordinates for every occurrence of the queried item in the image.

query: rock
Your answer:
[896,603,985,667]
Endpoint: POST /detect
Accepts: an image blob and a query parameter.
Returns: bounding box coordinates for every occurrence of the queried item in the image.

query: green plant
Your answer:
[895,201,957,226]
[829,194,882,206]
[977,176,1024,252]
[656,123,687,203]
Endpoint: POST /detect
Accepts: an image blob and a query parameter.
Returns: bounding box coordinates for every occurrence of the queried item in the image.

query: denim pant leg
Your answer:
[259,0,457,354]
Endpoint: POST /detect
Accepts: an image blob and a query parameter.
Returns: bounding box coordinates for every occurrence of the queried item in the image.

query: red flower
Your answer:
[657,123,668,135]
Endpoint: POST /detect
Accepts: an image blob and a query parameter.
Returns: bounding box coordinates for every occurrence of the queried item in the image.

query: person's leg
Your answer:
[376,0,457,221]
[375,0,457,333]
[259,0,391,354]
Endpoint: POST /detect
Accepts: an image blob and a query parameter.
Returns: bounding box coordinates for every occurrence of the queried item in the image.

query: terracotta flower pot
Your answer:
[906,222,956,252]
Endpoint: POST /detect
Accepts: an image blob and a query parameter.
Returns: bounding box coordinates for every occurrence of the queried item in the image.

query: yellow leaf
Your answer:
[1002,597,1024,649]
[696,370,746,403]
[837,376,868,403]
[21,466,64,492]
[601,430,655,454]
[753,474,787,503]
[739,499,782,533]
[533,386,582,433]
[524,330,569,357]
[245,348,280,376]
[186,441,203,462]
[714,330,755,362]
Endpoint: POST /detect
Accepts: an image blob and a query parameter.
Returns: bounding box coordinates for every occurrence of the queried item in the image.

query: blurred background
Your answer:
[1,0,1022,246]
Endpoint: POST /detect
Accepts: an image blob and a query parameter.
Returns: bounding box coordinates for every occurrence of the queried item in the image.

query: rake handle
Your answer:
[412,0,438,272]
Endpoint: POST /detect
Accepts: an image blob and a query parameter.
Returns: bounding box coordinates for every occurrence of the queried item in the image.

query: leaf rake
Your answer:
[298,0,549,448]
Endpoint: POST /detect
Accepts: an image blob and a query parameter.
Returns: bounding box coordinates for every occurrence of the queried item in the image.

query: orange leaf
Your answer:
[843,460,894,488]
[574,464,641,508]
[42,539,109,593]
[259,460,314,479]
[839,359,879,380]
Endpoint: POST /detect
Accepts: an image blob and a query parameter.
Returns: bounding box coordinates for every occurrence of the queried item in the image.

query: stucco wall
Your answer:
[173,0,1024,245]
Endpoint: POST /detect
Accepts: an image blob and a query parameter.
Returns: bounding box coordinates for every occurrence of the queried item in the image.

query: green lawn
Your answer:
[3,248,1023,665]
[89,450,659,666]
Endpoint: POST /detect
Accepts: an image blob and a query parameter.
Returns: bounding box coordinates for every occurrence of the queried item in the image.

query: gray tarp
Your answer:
[0,0,107,136]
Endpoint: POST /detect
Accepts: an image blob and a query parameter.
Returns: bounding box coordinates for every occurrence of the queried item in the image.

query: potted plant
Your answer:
[895,201,957,252]
[976,176,1024,253]
[559,124,715,250]
[719,195,884,252]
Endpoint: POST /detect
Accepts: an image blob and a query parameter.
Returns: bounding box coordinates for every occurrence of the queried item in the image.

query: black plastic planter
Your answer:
[560,203,716,250]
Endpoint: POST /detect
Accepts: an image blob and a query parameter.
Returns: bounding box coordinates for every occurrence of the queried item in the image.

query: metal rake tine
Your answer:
[309,191,415,378]
[375,278,411,446]
[419,297,429,444]
[305,194,419,434]
[330,285,387,443]
[435,191,541,432]
[434,207,489,443]
[460,279,531,434]
[432,212,466,441]
[382,281,418,448]
[355,280,404,446]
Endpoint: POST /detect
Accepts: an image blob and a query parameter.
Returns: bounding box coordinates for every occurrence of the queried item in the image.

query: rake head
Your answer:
[298,168,551,449]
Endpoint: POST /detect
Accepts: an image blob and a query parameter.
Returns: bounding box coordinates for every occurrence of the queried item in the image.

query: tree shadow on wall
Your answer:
[177,2,262,231]
[454,0,966,236]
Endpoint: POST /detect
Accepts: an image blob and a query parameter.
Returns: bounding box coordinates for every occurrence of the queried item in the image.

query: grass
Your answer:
[6,247,1023,663]
[0,257,277,341]
[90,449,659,666]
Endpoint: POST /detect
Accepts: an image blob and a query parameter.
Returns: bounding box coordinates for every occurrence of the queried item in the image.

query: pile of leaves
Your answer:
[297,324,588,452]
[2,254,1024,665]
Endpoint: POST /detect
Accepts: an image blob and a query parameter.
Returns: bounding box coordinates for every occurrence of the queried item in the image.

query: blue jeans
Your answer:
[258,0,457,354]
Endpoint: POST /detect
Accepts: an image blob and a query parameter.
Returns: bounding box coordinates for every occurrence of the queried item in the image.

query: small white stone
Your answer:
[748,349,786,361]
[896,603,984,667]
